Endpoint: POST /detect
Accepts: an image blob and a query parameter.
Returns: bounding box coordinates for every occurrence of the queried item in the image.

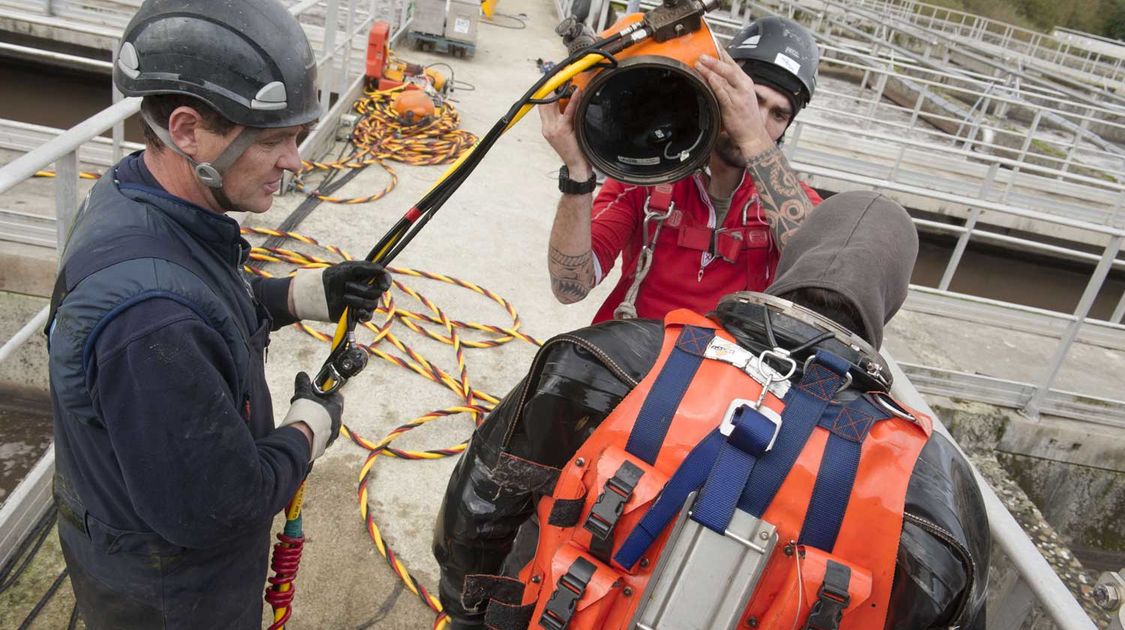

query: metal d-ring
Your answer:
[871,391,918,422]
[759,348,797,381]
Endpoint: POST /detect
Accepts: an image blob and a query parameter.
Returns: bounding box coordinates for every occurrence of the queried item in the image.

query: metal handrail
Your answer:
[815,45,1125,130]
[789,139,1125,237]
[792,114,1124,199]
[848,0,1125,83]
[0,98,140,196]
[0,307,48,365]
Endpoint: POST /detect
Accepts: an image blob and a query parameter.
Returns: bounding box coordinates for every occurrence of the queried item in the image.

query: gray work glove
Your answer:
[279,371,343,460]
[291,261,391,323]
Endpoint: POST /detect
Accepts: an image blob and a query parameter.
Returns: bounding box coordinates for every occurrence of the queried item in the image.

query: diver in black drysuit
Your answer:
[433,190,990,629]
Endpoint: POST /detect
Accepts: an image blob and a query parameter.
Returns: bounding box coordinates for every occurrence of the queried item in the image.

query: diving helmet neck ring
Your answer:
[716,291,891,390]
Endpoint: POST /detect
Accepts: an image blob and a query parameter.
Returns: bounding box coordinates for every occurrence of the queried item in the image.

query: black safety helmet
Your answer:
[114,0,320,129]
[113,0,319,210]
[727,16,819,117]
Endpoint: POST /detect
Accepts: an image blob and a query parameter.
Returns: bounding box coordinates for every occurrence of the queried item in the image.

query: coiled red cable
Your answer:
[265,532,305,630]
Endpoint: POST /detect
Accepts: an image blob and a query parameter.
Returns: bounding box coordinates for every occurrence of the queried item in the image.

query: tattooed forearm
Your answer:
[549,246,595,304]
[745,144,813,251]
[547,191,597,304]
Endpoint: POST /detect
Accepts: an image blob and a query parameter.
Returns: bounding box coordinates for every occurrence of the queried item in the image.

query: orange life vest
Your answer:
[476,310,930,630]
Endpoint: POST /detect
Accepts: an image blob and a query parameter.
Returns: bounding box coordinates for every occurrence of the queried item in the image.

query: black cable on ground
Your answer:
[67,602,80,630]
[17,568,68,630]
[482,12,528,29]
[0,505,58,595]
[250,165,368,269]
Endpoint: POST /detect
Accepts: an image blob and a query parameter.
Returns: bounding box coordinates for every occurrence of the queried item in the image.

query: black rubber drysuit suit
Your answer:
[433,191,990,629]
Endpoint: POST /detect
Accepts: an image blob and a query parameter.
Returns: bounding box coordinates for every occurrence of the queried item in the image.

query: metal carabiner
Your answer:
[641,196,675,246]
[313,361,345,396]
[759,348,797,381]
[753,349,797,410]
[312,334,369,395]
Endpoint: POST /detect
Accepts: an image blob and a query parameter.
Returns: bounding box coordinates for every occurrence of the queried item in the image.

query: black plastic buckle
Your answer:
[540,557,596,630]
[583,461,643,542]
[803,561,852,630]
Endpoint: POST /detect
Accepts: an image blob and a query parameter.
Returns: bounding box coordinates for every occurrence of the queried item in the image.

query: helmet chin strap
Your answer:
[140,109,261,213]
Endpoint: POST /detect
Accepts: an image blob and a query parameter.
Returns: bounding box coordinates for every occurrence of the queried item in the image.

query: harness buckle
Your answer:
[584,461,644,547]
[719,399,782,453]
[803,560,852,630]
[540,557,596,630]
[804,588,849,630]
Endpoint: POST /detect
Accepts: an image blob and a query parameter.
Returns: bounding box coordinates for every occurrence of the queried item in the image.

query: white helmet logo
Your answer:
[736,35,761,49]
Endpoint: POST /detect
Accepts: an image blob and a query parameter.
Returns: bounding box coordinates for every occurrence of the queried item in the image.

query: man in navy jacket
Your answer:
[45,1,388,626]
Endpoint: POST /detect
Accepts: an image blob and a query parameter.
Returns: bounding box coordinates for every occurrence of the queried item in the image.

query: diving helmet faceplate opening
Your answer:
[575,55,720,186]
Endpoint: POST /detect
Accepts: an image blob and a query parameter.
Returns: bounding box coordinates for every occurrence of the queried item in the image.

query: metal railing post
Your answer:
[1112,289,1125,325]
[864,71,888,130]
[596,0,612,33]
[938,207,979,291]
[1003,108,1042,202]
[111,37,125,163]
[938,163,997,290]
[320,0,342,115]
[907,91,925,133]
[992,574,1037,630]
[1059,107,1093,178]
[783,121,803,160]
[341,0,357,95]
[1024,234,1124,419]
[55,151,78,250]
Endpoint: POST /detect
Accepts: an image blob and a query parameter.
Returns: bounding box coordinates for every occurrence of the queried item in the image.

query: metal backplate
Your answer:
[632,492,778,630]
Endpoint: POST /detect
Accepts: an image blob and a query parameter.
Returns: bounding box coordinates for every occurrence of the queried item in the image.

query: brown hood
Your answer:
[766,191,918,349]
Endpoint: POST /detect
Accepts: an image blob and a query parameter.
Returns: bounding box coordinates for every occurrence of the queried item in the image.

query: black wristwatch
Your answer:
[558,165,597,195]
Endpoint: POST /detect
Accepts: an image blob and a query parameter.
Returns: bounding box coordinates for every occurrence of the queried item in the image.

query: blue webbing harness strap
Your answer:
[616,346,877,569]
[614,429,723,569]
[738,351,851,518]
[797,399,881,551]
[623,326,716,464]
[691,405,781,534]
[694,350,850,534]
[615,349,852,569]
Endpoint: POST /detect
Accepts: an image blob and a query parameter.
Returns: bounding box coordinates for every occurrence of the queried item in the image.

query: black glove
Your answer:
[323,261,391,322]
[280,371,344,459]
[291,261,391,323]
